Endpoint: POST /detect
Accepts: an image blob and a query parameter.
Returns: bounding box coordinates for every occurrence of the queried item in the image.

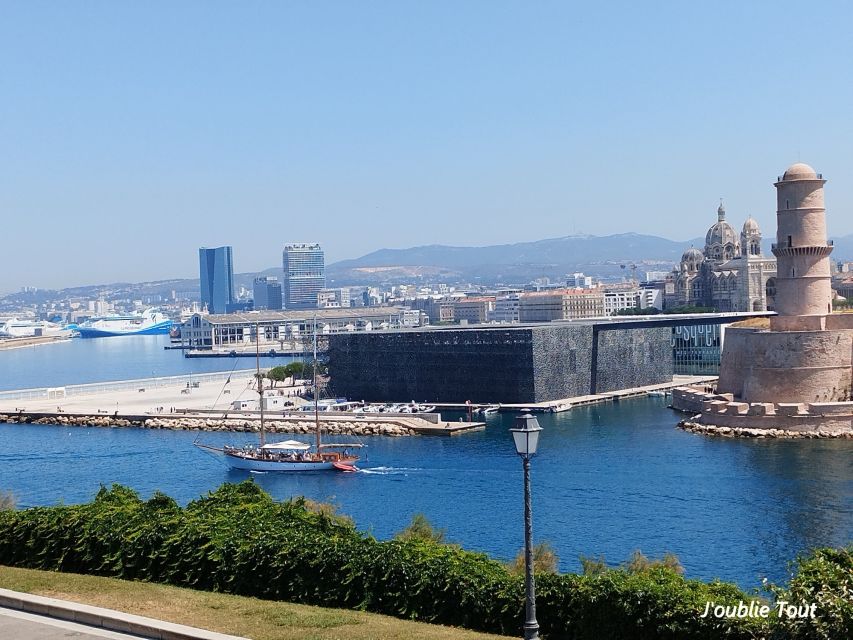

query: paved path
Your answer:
[0,589,247,640]
[0,607,140,639]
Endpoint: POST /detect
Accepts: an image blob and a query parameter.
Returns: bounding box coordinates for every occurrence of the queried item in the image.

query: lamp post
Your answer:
[510,413,542,640]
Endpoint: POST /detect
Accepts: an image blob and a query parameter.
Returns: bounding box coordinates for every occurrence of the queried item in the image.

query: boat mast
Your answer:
[256,322,266,447]
[313,315,321,452]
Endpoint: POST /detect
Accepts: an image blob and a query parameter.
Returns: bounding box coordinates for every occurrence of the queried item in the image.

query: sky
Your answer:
[2,1,853,291]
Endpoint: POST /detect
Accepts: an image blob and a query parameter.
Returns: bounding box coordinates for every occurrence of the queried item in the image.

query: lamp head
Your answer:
[510,413,542,457]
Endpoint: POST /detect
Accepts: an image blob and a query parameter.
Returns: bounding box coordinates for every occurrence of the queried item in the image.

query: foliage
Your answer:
[579,554,609,576]
[666,305,718,314]
[395,513,447,544]
[767,546,853,640]
[0,481,846,640]
[300,497,355,527]
[508,541,559,576]
[266,366,291,385]
[0,490,15,511]
[268,361,326,383]
[831,298,851,310]
[614,307,662,316]
[624,550,684,575]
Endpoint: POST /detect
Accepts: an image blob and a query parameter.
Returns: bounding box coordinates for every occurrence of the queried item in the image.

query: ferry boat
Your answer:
[76,308,172,338]
[0,318,72,338]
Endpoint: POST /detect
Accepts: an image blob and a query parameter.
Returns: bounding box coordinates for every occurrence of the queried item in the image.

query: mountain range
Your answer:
[4,232,852,301]
[325,232,853,285]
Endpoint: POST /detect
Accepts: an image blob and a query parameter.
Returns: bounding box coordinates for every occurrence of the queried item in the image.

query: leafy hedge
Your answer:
[0,482,847,639]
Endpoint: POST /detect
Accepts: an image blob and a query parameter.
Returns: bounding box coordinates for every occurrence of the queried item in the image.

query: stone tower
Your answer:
[771,162,834,330]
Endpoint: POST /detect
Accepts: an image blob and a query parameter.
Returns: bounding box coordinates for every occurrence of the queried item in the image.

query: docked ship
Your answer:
[76,308,172,338]
[0,318,72,338]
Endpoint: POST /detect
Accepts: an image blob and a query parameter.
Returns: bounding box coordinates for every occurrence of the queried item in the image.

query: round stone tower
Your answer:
[771,162,834,330]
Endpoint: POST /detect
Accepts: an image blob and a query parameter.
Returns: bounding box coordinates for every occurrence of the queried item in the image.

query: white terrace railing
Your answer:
[0,370,257,402]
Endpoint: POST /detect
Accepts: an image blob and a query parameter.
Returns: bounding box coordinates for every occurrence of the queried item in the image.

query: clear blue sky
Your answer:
[2,1,852,290]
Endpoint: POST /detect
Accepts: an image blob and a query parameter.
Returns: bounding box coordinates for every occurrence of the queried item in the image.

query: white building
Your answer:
[489,295,520,323]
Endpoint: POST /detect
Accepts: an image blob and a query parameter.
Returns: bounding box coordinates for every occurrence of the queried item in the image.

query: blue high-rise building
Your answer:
[199,246,234,314]
[282,243,325,309]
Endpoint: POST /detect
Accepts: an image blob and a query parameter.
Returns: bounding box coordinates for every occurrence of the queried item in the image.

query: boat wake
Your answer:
[359,466,422,475]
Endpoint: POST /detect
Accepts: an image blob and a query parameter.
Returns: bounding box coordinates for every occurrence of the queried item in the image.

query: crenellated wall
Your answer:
[671,386,853,436]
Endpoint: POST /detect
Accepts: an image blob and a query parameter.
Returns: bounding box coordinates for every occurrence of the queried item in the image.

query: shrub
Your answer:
[0,490,15,511]
[768,546,852,640]
[0,481,846,640]
[395,513,447,544]
[508,541,559,575]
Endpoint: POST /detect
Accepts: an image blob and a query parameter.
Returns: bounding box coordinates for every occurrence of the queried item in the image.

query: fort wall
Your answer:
[671,387,853,437]
[717,326,852,403]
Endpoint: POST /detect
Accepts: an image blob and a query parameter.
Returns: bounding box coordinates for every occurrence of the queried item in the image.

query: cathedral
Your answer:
[664,203,777,312]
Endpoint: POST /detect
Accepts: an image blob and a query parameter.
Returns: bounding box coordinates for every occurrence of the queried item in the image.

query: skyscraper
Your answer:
[199,246,234,314]
[282,243,325,309]
[253,276,283,310]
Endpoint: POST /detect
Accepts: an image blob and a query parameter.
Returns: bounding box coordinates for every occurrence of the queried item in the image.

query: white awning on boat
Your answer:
[261,440,311,451]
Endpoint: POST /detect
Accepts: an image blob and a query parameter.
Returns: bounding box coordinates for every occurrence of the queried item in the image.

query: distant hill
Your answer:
[4,232,851,300]
[326,233,699,285]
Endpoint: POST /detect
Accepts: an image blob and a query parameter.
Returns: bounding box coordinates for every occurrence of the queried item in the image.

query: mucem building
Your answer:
[327,323,673,403]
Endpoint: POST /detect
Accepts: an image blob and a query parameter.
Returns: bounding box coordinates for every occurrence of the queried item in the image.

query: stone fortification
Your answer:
[672,387,853,438]
[687,162,853,437]
[718,326,852,403]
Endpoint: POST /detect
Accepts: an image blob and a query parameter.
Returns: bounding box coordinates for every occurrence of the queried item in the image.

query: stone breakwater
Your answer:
[0,414,415,437]
[678,420,853,439]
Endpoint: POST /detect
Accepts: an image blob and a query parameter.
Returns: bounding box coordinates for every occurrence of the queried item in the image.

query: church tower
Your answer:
[771,163,834,330]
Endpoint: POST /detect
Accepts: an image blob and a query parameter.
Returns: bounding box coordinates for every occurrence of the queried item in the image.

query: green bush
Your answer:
[768,546,852,640]
[0,481,846,639]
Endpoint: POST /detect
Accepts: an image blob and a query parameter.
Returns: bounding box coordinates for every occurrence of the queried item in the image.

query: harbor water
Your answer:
[1,336,851,588]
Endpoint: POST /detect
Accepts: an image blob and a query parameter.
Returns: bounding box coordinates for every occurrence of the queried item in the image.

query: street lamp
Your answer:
[509,413,542,640]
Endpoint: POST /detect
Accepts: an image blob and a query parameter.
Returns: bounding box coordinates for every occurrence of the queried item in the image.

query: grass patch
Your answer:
[0,565,510,640]
[730,317,771,328]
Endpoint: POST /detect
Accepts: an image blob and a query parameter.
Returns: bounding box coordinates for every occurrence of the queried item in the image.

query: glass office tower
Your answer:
[282,243,325,309]
[199,246,234,314]
[253,276,283,310]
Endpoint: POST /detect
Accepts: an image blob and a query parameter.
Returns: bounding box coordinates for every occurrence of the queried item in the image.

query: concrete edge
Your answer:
[0,587,248,640]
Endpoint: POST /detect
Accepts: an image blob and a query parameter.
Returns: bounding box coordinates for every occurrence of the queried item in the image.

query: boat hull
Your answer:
[222,450,358,472]
[77,320,172,338]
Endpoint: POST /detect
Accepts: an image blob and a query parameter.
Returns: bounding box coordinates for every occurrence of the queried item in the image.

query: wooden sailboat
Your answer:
[195,321,361,472]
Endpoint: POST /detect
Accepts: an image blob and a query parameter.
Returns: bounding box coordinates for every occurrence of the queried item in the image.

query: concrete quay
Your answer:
[423,375,718,413]
[0,372,485,437]
[0,335,70,350]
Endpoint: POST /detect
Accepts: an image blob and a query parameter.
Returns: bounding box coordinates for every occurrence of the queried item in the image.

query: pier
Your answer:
[417,375,719,413]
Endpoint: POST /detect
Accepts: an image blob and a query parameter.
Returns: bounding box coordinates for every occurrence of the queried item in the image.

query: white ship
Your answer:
[0,318,72,338]
[75,308,172,338]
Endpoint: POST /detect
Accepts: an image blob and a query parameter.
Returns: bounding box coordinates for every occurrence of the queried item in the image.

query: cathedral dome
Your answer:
[782,162,818,181]
[705,220,739,251]
[704,202,740,260]
[681,247,704,272]
[742,217,760,234]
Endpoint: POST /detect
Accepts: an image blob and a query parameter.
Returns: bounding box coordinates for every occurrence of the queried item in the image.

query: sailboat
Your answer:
[195,321,361,472]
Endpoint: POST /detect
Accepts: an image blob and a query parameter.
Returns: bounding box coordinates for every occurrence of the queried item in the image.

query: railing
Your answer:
[0,370,257,402]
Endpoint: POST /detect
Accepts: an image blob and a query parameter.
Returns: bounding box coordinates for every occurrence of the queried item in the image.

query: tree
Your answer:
[508,541,559,575]
[395,513,447,544]
[266,366,290,387]
[0,490,16,510]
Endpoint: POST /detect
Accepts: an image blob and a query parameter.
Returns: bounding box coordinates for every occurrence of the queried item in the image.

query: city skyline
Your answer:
[3,2,853,291]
